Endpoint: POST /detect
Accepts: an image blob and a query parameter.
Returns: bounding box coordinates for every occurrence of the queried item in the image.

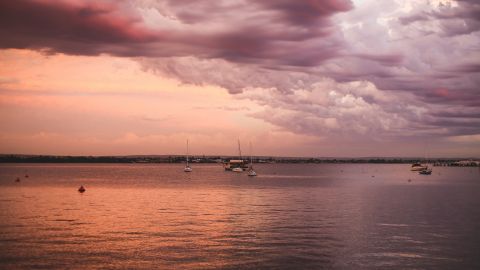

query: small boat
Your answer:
[232,167,244,173]
[224,160,248,171]
[224,139,248,171]
[411,163,427,171]
[247,142,257,177]
[184,139,192,172]
[419,167,432,175]
[416,146,433,174]
[413,145,432,172]
[78,185,86,193]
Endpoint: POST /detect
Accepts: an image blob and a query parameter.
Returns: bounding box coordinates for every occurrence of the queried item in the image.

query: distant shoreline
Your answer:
[1,154,478,166]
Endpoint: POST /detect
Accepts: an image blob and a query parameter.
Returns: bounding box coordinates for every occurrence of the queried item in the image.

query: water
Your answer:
[1,163,479,269]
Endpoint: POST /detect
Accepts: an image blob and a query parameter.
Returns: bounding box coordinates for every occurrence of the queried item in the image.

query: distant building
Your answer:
[452,160,480,166]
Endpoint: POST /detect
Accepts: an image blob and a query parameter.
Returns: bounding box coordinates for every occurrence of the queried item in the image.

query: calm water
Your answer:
[1,163,479,269]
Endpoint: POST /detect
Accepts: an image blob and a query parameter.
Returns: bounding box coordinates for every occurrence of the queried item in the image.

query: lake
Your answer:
[1,163,479,269]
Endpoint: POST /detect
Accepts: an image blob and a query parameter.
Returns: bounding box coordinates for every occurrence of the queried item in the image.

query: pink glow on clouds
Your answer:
[432,88,450,98]
[0,0,159,52]
[0,0,479,157]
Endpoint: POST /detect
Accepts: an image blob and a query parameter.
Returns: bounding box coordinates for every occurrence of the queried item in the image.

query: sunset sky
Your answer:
[0,0,479,157]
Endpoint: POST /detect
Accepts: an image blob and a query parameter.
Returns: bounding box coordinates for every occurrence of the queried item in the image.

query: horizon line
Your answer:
[1,153,479,160]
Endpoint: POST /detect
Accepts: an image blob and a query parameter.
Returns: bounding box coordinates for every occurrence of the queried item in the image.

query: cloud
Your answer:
[0,0,479,147]
[239,79,419,138]
[194,105,250,112]
[139,56,326,94]
[0,0,159,55]
[0,0,352,66]
[0,77,19,85]
[254,0,352,28]
[350,53,404,66]
[444,63,480,73]
[447,134,480,143]
[399,0,480,36]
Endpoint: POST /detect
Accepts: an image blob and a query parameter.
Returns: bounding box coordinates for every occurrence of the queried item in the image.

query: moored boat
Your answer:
[247,142,257,177]
[224,159,248,171]
[419,167,432,175]
[411,163,427,171]
[247,169,257,177]
[225,139,248,171]
[232,167,244,173]
[184,139,192,172]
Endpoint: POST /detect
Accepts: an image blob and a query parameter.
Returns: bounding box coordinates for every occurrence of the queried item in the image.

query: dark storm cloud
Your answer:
[352,53,404,66]
[151,0,352,67]
[399,13,429,25]
[445,63,480,73]
[399,0,480,36]
[0,0,159,55]
[160,0,352,26]
[257,0,352,26]
[0,0,352,66]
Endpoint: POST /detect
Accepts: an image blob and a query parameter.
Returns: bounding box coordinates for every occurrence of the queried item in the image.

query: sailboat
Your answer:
[247,142,257,177]
[225,139,248,172]
[184,139,192,172]
[418,158,432,175]
[419,167,432,175]
[411,162,427,171]
[418,143,432,175]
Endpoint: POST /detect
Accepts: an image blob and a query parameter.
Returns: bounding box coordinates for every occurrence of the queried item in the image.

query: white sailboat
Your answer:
[247,142,257,177]
[184,139,192,172]
[411,162,427,171]
[226,139,247,172]
[232,167,244,173]
[419,166,432,175]
[419,144,432,175]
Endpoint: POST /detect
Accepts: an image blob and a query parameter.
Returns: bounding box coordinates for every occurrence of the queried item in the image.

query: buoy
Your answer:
[78,186,86,193]
[25,174,29,178]
[15,177,20,182]
[408,179,412,182]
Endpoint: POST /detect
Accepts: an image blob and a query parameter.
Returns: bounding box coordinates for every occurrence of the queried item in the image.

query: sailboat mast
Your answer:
[425,142,430,171]
[186,139,189,166]
[238,139,242,160]
[249,142,253,168]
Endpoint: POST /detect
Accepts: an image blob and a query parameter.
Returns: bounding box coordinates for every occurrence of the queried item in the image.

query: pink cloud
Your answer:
[432,88,450,98]
[0,0,351,66]
[0,0,159,54]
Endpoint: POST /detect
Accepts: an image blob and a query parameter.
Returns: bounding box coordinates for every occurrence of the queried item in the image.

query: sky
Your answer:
[0,0,479,157]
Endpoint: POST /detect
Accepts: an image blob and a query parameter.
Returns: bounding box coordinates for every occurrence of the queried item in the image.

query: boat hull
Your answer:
[224,160,248,171]
[419,169,432,175]
[411,165,428,171]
